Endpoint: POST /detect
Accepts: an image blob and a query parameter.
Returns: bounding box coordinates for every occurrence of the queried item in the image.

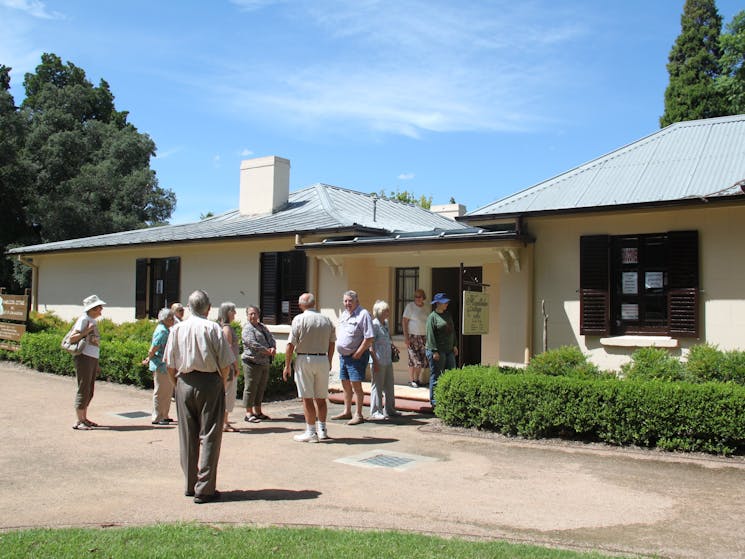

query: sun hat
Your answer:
[83,294,107,312]
[431,292,450,304]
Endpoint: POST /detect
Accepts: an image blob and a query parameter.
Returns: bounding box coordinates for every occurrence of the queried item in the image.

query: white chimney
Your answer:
[239,156,290,216]
[430,203,466,220]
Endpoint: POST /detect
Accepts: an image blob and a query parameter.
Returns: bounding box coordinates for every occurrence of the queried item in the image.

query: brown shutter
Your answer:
[135,258,147,319]
[579,235,610,335]
[260,252,279,325]
[667,230,699,337]
[164,257,180,310]
[282,250,306,324]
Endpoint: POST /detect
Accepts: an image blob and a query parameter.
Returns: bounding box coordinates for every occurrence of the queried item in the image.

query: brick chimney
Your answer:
[239,156,290,216]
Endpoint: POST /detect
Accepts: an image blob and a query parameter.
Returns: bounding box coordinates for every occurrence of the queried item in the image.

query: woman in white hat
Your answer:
[70,294,106,430]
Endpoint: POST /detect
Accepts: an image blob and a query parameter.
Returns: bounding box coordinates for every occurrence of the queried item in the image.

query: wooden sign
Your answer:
[0,294,29,322]
[462,291,489,335]
[0,322,26,342]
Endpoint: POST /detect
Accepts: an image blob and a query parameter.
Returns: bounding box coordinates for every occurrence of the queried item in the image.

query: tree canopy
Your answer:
[374,188,432,210]
[1,53,175,290]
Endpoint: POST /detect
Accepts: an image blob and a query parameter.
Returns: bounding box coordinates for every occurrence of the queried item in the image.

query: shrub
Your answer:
[686,344,745,385]
[621,347,686,382]
[26,311,67,333]
[525,345,602,379]
[435,366,745,455]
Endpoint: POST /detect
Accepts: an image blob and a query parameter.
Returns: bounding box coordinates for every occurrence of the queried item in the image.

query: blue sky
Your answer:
[2,0,743,224]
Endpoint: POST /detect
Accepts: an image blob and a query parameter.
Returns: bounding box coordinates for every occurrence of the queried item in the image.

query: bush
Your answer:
[525,345,603,379]
[686,344,745,385]
[621,347,687,382]
[435,366,745,455]
[26,311,67,334]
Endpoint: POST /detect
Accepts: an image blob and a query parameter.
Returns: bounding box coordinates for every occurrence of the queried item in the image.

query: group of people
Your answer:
[68,286,459,502]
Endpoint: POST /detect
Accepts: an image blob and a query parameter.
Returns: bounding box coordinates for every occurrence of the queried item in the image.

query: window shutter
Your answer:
[135,259,147,319]
[164,257,180,309]
[579,235,610,335]
[283,250,307,323]
[260,252,279,325]
[667,230,699,337]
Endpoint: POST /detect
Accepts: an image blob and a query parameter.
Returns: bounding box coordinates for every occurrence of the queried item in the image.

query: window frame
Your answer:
[394,267,419,335]
[135,256,180,319]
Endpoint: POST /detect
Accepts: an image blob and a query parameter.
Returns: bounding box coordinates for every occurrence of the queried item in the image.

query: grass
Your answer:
[1,524,621,558]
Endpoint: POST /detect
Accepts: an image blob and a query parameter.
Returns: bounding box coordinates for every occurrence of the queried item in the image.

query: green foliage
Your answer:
[1,53,176,290]
[26,310,67,333]
[525,345,603,379]
[686,343,745,384]
[374,188,432,210]
[436,366,745,455]
[661,0,726,127]
[620,347,687,382]
[717,10,745,113]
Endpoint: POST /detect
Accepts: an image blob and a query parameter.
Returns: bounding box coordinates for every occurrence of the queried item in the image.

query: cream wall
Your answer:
[527,204,745,370]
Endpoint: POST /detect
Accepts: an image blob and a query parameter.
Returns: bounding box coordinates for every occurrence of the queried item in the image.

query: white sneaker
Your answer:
[317,428,329,440]
[369,412,387,421]
[293,431,319,443]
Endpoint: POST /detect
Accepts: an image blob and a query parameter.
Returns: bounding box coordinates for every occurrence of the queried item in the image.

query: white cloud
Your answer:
[239,148,254,157]
[398,173,415,180]
[1,0,63,19]
[212,154,221,167]
[208,0,586,138]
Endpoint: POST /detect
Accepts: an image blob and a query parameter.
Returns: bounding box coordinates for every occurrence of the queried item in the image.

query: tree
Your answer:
[375,188,432,209]
[717,10,745,114]
[19,53,175,242]
[661,0,725,127]
[0,53,176,290]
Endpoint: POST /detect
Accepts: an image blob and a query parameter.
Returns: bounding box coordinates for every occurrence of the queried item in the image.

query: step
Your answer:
[328,381,432,413]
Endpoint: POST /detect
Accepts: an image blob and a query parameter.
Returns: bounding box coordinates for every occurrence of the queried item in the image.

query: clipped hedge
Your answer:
[435,366,745,455]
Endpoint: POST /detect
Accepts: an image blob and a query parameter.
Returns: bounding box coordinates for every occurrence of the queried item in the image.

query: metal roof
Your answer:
[465,114,745,219]
[9,183,468,255]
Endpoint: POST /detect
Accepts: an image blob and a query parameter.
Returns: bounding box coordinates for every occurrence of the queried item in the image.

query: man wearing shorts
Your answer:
[283,293,336,443]
[333,290,374,425]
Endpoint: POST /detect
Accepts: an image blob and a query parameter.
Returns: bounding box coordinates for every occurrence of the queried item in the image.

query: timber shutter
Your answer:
[667,230,699,337]
[579,235,610,335]
[261,250,307,325]
[134,256,181,319]
[260,252,280,324]
[135,259,147,319]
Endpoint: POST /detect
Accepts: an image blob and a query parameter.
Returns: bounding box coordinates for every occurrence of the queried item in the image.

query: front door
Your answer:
[431,266,482,366]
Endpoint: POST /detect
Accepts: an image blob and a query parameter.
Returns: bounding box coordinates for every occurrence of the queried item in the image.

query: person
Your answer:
[165,290,235,504]
[425,292,458,411]
[333,290,374,425]
[402,288,428,388]
[369,300,400,420]
[70,294,106,430]
[143,308,175,425]
[242,305,276,423]
[171,302,185,323]
[283,293,336,442]
[217,302,241,432]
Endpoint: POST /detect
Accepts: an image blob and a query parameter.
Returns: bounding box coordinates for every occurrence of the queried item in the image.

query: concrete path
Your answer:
[2,362,745,558]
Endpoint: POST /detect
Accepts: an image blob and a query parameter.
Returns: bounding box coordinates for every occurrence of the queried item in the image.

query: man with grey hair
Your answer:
[165,290,235,503]
[333,290,374,425]
[283,293,336,442]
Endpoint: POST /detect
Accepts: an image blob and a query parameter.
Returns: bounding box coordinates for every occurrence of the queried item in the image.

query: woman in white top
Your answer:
[70,294,106,430]
[402,289,428,387]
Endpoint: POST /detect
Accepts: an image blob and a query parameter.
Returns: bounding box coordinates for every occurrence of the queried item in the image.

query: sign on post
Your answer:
[462,291,489,335]
[0,293,29,351]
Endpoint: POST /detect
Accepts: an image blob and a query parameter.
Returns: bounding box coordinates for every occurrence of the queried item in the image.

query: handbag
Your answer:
[61,327,87,356]
[391,343,400,363]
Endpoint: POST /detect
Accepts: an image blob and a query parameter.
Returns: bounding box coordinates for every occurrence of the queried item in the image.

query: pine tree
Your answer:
[660,0,725,127]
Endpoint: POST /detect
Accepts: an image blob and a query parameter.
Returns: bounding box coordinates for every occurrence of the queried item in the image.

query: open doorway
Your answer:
[431,266,482,366]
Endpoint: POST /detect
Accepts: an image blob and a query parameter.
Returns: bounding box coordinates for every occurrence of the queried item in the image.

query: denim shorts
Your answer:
[339,352,369,382]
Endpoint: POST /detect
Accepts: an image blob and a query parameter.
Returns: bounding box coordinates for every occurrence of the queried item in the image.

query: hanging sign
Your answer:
[462,291,489,335]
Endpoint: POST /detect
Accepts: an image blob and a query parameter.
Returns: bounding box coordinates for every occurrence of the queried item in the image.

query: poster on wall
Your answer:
[462,291,489,335]
[622,272,638,294]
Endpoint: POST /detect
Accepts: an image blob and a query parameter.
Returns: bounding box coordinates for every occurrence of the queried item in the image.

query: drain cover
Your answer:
[335,449,438,471]
[114,411,151,419]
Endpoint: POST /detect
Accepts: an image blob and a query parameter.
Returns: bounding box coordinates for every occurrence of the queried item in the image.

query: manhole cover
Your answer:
[114,411,151,419]
[335,449,439,471]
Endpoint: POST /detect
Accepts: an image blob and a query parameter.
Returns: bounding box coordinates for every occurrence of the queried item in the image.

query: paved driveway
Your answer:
[2,362,744,558]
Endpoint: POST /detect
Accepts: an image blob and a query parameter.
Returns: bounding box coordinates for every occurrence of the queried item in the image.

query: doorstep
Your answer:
[328,381,432,413]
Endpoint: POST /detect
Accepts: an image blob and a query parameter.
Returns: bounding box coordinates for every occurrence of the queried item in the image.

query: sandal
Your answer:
[244,414,261,423]
[223,424,239,432]
[256,413,270,420]
[72,421,92,430]
[83,419,99,427]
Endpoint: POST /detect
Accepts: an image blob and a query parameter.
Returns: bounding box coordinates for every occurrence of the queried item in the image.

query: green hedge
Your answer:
[435,366,745,455]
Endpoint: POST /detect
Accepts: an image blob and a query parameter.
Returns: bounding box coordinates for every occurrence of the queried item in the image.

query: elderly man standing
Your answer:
[165,290,235,504]
[283,293,336,442]
[333,290,374,425]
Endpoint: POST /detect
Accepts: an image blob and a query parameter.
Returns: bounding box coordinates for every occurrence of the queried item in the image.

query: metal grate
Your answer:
[360,454,414,468]
[115,411,151,419]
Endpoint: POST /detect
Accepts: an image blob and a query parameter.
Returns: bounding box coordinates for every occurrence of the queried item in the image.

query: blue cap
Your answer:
[431,292,450,304]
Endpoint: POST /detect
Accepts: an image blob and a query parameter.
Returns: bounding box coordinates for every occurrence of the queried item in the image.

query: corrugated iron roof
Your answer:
[9,183,468,254]
[466,114,745,218]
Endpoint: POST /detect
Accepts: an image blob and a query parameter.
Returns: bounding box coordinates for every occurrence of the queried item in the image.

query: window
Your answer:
[580,231,698,337]
[260,250,306,325]
[394,267,419,334]
[135,257,180,319]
